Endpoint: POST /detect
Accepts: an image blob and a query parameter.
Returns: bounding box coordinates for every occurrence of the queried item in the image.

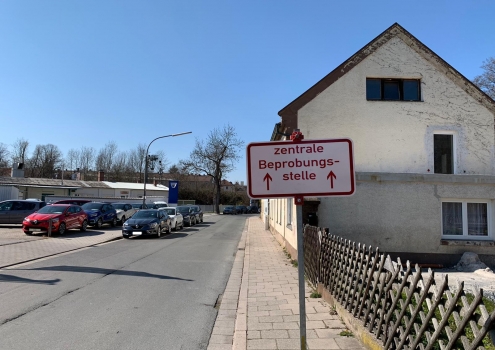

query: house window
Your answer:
[287,198,292,227]
[434,134,454,174]
[442,201,489,239]
[366,78,421,101]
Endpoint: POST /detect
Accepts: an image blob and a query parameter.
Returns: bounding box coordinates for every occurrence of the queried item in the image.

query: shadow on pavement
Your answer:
[16,265,194,281]
[0,273,61,285]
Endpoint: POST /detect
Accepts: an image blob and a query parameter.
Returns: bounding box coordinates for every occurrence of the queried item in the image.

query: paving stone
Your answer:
[247,338,277,349]
[306,338,340,349]
[335,336,367,349]
[260,329,289,338]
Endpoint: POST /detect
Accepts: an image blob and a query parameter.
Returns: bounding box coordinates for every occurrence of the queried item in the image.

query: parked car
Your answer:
[247,205,260,214]
[111,203,137,225]
[159,207,184,231]
[22,204,88,235]
[236,205,248,214]
[81,202,117,228]
[176,205,196,226]
[131,203,149,210]
[152,201,168,209]
[188,205,203,223]
[51,199,92,206]
[0,199,47,224]
[122,209,171,238]
[222,206,236,215]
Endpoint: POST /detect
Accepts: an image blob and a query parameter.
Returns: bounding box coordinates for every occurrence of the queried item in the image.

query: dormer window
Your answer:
[366,78,421,101]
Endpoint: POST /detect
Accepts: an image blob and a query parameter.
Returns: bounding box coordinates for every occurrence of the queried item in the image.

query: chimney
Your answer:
[11,163,25,178]
[97,170,105,181]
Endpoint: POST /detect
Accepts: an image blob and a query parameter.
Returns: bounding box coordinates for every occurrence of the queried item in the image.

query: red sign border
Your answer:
[247,138,355,199]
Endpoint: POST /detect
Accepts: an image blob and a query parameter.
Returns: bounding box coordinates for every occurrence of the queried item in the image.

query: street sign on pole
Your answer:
[247,138,355,198]
[247,134,355,350]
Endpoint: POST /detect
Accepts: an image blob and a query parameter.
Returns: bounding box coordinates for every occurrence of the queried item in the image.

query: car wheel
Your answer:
[157,225,161,238]
[110,217,117,227]
[201,216,203,223]
[123,235,130,239]
[24,231,32,235]
[174,222,178,231]
[96,218,103,229]
[80,220,88,232]
[180,221,184,230]
[58,223,66,235]
[120,216,126,226]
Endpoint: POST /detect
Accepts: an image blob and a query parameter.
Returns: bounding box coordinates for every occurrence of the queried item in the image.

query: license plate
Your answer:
[30,228,42,231]
[132,232,142,236]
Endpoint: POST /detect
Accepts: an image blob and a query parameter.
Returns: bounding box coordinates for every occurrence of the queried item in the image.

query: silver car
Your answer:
[0,200,47,224]
[159,207,184,231]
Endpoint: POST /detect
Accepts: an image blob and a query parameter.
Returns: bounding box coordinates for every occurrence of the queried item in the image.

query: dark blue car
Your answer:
[122,209,171,238]
[81,202,117,228]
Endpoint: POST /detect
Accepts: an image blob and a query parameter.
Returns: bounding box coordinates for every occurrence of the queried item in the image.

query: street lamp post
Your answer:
[142,132,192,208]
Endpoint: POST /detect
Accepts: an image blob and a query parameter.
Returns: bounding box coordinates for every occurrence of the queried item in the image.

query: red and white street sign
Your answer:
[247,138,355,198]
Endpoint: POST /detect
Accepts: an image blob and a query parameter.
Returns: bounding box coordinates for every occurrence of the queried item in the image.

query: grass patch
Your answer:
[340,330,353,337]
[310,291,321,298]
[291,259,298,267]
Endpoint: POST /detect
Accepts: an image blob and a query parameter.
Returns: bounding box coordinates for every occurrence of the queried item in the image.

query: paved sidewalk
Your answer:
[208,217,367,350]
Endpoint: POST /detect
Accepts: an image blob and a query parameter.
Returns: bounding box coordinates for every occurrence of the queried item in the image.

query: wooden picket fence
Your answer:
[303,225,495,350]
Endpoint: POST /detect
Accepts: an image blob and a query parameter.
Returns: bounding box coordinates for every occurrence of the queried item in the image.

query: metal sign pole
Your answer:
[295,195,306,350]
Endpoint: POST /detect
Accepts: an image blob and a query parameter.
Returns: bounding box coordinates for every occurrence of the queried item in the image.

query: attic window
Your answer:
[366,78,421,101]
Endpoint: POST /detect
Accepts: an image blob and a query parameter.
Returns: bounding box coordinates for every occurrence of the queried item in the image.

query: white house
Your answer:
[267,23,495,267]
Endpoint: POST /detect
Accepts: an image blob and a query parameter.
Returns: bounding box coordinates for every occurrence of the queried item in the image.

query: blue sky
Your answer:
[0,0,494,183]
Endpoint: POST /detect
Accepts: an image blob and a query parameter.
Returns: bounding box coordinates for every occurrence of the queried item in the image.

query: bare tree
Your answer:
[79,146,96,176]
[11,138,29,166]
[473,57,495,99]
[65,148,80,171]
[0,143,10,168]
[95,141,118,173]
[128,143,147,182]
[181,124,243,213]
[26,144,63,178]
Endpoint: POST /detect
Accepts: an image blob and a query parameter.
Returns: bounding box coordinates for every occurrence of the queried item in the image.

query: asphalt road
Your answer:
[0,214,247,350]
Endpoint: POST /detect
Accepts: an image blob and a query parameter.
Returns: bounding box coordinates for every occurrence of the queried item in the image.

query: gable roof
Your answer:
[278,23,495,133]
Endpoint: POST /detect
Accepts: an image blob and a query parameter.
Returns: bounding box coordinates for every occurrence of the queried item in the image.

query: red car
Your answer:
[23,204,88,235]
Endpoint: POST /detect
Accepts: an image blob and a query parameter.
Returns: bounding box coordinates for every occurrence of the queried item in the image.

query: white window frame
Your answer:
[433,131,456,174]
[441,199,492,240]
[286,198,292,228]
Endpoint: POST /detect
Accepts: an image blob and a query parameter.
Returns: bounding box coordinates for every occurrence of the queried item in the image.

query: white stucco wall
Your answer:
[318,173,495,265]
[298,37,495,175]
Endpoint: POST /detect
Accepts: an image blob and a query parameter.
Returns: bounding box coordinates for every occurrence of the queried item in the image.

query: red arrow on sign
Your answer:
[263,173,273,191]
[327,171,336,189]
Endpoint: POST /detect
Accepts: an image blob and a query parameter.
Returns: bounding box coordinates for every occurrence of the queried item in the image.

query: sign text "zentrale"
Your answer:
[246,138,355,199]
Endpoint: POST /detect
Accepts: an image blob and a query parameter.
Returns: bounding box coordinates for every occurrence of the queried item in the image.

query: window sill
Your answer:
[441,240,495,247]
[286,224,292,231]
[366,99,422,102]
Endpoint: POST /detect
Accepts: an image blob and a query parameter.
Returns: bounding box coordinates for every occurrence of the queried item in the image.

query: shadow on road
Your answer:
[0,273,61,285]
[16,265,194,281]
[163,233,188,239]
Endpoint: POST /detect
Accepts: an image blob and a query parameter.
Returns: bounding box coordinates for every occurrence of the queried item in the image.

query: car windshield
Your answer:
[82,203,103,210]
[162,209,176,215]
[154,203,168,208]
[177,207,190,213]
[37,206,66,214]
[112,204,126,210]
[133,210,157,218]
[224,206,233,209]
